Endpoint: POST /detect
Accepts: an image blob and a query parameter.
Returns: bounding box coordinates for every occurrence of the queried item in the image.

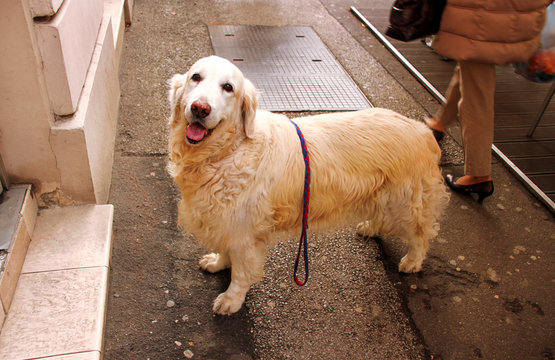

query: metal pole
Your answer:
[492,145,555,212]
[527,81,555,137]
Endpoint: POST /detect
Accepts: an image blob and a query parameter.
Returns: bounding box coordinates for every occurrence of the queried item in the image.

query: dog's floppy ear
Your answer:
[242,78,258,139]
[168,74,187,125]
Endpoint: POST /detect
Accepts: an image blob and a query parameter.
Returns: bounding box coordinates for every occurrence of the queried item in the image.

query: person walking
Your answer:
[426,0,552,203]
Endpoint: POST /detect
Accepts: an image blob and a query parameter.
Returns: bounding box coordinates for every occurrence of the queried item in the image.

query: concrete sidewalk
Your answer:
[104,1,555,359]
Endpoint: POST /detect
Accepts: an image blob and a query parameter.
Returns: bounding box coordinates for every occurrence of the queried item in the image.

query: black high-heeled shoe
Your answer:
[445,174,494,203]
[430,127,445,142]
[422,117,445,141]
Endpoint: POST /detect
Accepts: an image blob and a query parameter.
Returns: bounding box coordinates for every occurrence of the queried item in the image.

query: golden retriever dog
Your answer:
[168,56,449,315]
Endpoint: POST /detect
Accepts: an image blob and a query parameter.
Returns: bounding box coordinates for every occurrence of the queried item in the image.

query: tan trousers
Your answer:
[435,61,496,177]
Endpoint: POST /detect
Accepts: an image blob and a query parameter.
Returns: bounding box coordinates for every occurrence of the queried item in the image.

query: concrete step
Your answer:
[0,204,113,360]
[0,185,37,326]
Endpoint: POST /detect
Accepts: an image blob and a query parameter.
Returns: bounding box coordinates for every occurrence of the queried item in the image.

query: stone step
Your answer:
[0,205,113,360]
[0,185,37,326]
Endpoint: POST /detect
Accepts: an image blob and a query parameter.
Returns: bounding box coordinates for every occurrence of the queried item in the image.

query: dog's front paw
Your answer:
[399,255,423,273]
[199,253,229,273]
[212,292,245,315]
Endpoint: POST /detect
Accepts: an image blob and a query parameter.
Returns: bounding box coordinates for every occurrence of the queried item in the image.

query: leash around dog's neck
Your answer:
[289,119,310,286]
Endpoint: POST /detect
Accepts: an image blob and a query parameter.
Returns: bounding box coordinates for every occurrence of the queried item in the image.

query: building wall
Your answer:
[0,0,60,200]
[0,0,129,206]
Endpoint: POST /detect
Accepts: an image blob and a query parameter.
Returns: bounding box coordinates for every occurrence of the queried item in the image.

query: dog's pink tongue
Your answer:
[187,123,207,141]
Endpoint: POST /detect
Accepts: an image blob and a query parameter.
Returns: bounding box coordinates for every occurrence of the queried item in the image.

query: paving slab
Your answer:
[0,205,113,360]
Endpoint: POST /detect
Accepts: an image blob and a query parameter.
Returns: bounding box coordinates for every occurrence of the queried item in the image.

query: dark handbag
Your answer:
[385,0,446,42]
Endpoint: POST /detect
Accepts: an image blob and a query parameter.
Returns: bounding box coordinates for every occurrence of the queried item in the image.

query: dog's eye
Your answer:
[191,73,202,82]
[222,83,234,93]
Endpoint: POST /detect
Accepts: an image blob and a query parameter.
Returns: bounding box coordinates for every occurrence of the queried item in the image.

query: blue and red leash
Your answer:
[289,120,311,286]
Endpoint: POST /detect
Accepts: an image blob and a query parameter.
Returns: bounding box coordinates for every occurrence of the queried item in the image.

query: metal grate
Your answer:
[208,25,371,111]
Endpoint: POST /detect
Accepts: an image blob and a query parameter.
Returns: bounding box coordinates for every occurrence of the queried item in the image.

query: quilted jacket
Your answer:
[433,0,551,64]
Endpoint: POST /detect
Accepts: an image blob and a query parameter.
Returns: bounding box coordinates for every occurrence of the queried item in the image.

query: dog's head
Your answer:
[168,56,258,148]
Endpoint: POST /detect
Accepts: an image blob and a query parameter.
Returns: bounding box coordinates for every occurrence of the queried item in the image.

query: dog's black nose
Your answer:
[191,101,211,118]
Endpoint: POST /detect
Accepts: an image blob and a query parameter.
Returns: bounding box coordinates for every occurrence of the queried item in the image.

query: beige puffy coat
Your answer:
[433,0,551,65]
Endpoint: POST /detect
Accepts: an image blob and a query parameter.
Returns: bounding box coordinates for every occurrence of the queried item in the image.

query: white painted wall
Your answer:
[0,0,60,199]
[35,0,104,115]
[0,0,130,206]
[28,0,64,18]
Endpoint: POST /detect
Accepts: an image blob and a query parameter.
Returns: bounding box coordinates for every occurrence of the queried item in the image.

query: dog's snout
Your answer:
[191,101,211,118]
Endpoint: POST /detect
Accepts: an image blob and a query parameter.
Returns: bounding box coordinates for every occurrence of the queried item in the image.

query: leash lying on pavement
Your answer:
[289,119,311,286]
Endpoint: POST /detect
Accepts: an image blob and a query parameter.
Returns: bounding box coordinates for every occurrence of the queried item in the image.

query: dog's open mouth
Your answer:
[186,122,212,144]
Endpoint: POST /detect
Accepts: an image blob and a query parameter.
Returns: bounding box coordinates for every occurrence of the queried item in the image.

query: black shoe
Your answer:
[445,174,494,203]
[431,127,445,142]
[422,117,445,141]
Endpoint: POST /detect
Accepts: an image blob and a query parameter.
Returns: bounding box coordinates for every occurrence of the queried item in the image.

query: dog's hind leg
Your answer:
[398,176,446,273]
[199,253,230,273]
[212,237,267,315]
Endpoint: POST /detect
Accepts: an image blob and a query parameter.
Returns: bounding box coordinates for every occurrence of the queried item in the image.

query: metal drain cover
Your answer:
[208,25,371,111]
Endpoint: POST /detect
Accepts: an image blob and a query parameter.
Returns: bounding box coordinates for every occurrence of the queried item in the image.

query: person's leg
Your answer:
[428,64,462,132]
[456,61,496,185]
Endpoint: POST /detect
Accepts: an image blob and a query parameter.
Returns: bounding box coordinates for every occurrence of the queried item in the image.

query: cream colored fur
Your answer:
[168,56,449,315]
